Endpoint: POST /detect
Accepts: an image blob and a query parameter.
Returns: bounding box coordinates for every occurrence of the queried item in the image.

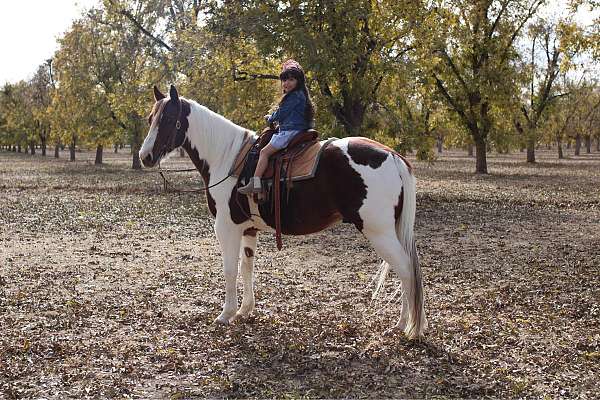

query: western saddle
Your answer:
[237,127,320,250]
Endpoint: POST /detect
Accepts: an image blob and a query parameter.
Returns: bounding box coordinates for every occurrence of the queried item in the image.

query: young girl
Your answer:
[238,59,315,195]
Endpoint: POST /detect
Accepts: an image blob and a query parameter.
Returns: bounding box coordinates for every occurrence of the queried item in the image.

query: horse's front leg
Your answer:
[232,229,259,321]
[214,218,243,325]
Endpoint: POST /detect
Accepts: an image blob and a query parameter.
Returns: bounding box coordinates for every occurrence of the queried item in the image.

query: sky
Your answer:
[0,0,99,85]
[0,0,597,86]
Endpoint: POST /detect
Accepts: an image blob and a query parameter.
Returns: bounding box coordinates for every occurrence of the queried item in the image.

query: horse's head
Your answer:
[139,85,189,168]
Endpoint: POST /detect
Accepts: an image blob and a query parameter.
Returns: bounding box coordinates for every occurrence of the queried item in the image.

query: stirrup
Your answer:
[237,179,262,195]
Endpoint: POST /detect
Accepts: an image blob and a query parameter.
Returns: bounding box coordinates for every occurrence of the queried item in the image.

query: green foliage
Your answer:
[0,82,37,148]
[1,0,598,170]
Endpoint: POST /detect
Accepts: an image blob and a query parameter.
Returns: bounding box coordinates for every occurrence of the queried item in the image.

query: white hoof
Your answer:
[214,314,232,325]
[395,317,408,331]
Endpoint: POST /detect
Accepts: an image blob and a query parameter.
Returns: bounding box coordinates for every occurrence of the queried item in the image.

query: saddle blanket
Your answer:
[230,137,335,182]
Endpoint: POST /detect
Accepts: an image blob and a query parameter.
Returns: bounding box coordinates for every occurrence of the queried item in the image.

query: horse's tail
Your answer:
[394,155,426,339]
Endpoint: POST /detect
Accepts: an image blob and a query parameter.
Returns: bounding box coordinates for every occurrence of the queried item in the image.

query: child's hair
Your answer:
[278,65,315,123]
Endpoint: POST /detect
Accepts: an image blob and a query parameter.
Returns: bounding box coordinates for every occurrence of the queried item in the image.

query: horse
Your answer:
[139,85,427,339]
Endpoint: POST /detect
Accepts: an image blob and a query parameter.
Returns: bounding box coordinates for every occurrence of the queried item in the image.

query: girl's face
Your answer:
[281,76,298,93]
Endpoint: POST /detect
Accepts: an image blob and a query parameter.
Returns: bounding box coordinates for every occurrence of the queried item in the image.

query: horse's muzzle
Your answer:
[141,153,155,168]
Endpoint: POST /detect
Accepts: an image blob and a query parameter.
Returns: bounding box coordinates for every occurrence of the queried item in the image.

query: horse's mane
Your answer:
[184,98,253,169]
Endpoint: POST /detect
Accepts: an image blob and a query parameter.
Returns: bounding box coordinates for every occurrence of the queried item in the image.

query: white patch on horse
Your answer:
[333,138,402,230]
[139,98,166,162]
[139,125,158,161]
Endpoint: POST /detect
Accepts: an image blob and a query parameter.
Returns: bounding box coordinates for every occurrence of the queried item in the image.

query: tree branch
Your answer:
[107,0,172,51]
[432,73,473,131]
[434,48,470,94]
[232,69,279,81]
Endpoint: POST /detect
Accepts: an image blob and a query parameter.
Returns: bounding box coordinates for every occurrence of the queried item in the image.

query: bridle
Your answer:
[155,97,185,159]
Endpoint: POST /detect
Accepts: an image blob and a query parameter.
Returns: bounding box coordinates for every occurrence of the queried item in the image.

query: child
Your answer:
[238,59,315,195]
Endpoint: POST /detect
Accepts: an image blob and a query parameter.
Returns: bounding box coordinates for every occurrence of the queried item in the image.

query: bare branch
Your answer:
[107,0,172,51]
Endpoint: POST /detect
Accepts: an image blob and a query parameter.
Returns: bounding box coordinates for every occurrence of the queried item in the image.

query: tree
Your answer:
[0,82,37,154]
[514,19,568,163]
[29,63,55,156]
[50,7,163,168]
[416,0,547,173]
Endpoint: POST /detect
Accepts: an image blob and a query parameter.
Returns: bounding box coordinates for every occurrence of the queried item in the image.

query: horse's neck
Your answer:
[186,101,252,178]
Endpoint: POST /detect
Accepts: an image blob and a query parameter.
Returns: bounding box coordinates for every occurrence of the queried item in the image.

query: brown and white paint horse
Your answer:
[140,85,427,339]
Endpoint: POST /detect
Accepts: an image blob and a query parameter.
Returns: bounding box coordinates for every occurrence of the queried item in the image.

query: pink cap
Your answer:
[282,59,303,72]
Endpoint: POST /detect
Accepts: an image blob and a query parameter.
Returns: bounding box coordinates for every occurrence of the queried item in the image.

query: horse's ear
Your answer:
[153,85,165,101]
[169,84,179,102]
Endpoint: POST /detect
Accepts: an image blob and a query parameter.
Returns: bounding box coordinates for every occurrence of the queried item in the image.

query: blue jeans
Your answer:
[269,129,302,150]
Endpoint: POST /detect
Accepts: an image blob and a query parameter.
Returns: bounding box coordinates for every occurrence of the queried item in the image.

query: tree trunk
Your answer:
[114,143,118,153]
[95,145,103,165]
[41,137,47,156]
[131,123,142,170]
[180,148,185,157]
[436,136,443,153]
[475,137,487,174]
[596,137,600,152]
[526,138,536,163]
[30,142,36,156]
[557,136,564,159]
[585,136,591,153]
[467,143,474,157]
[70,136,76,162]
[17,145,22,153]
[574,134,581,156]
[54,143,60,158]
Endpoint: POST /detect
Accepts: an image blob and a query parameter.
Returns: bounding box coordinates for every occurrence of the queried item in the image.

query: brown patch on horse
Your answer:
[182,141,216,217]
[258,143,366,233]
[347,137,389,169]
[244,247,254,258]
[243,228,258,237]
[229,186,251,224]
[394,189,404,221]
[349,137,413,174]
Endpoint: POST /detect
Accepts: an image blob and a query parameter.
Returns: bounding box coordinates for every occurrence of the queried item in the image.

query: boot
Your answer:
[238,176,262,195]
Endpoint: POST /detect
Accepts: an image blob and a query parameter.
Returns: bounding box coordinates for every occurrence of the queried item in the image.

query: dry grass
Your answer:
[0,147,599,399]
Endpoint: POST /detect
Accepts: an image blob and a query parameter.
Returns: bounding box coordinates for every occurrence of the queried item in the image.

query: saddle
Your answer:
[231,127,332,250]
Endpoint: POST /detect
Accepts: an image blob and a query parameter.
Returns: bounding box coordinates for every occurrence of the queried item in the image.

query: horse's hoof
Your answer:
[230,314,243,323]
[395,318,408,331]
[231,310,252,323]
[232,304,254,322]
[214,315,231,325]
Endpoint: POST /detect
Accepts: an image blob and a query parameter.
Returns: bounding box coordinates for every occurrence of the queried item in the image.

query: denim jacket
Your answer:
[267,90,310,132]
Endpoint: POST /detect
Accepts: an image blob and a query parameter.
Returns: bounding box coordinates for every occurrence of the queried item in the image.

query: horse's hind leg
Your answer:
[233,230,259,321]
[364,229,413,331]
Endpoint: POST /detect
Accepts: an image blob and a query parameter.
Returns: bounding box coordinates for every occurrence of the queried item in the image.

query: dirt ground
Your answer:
[0,147,599,399]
